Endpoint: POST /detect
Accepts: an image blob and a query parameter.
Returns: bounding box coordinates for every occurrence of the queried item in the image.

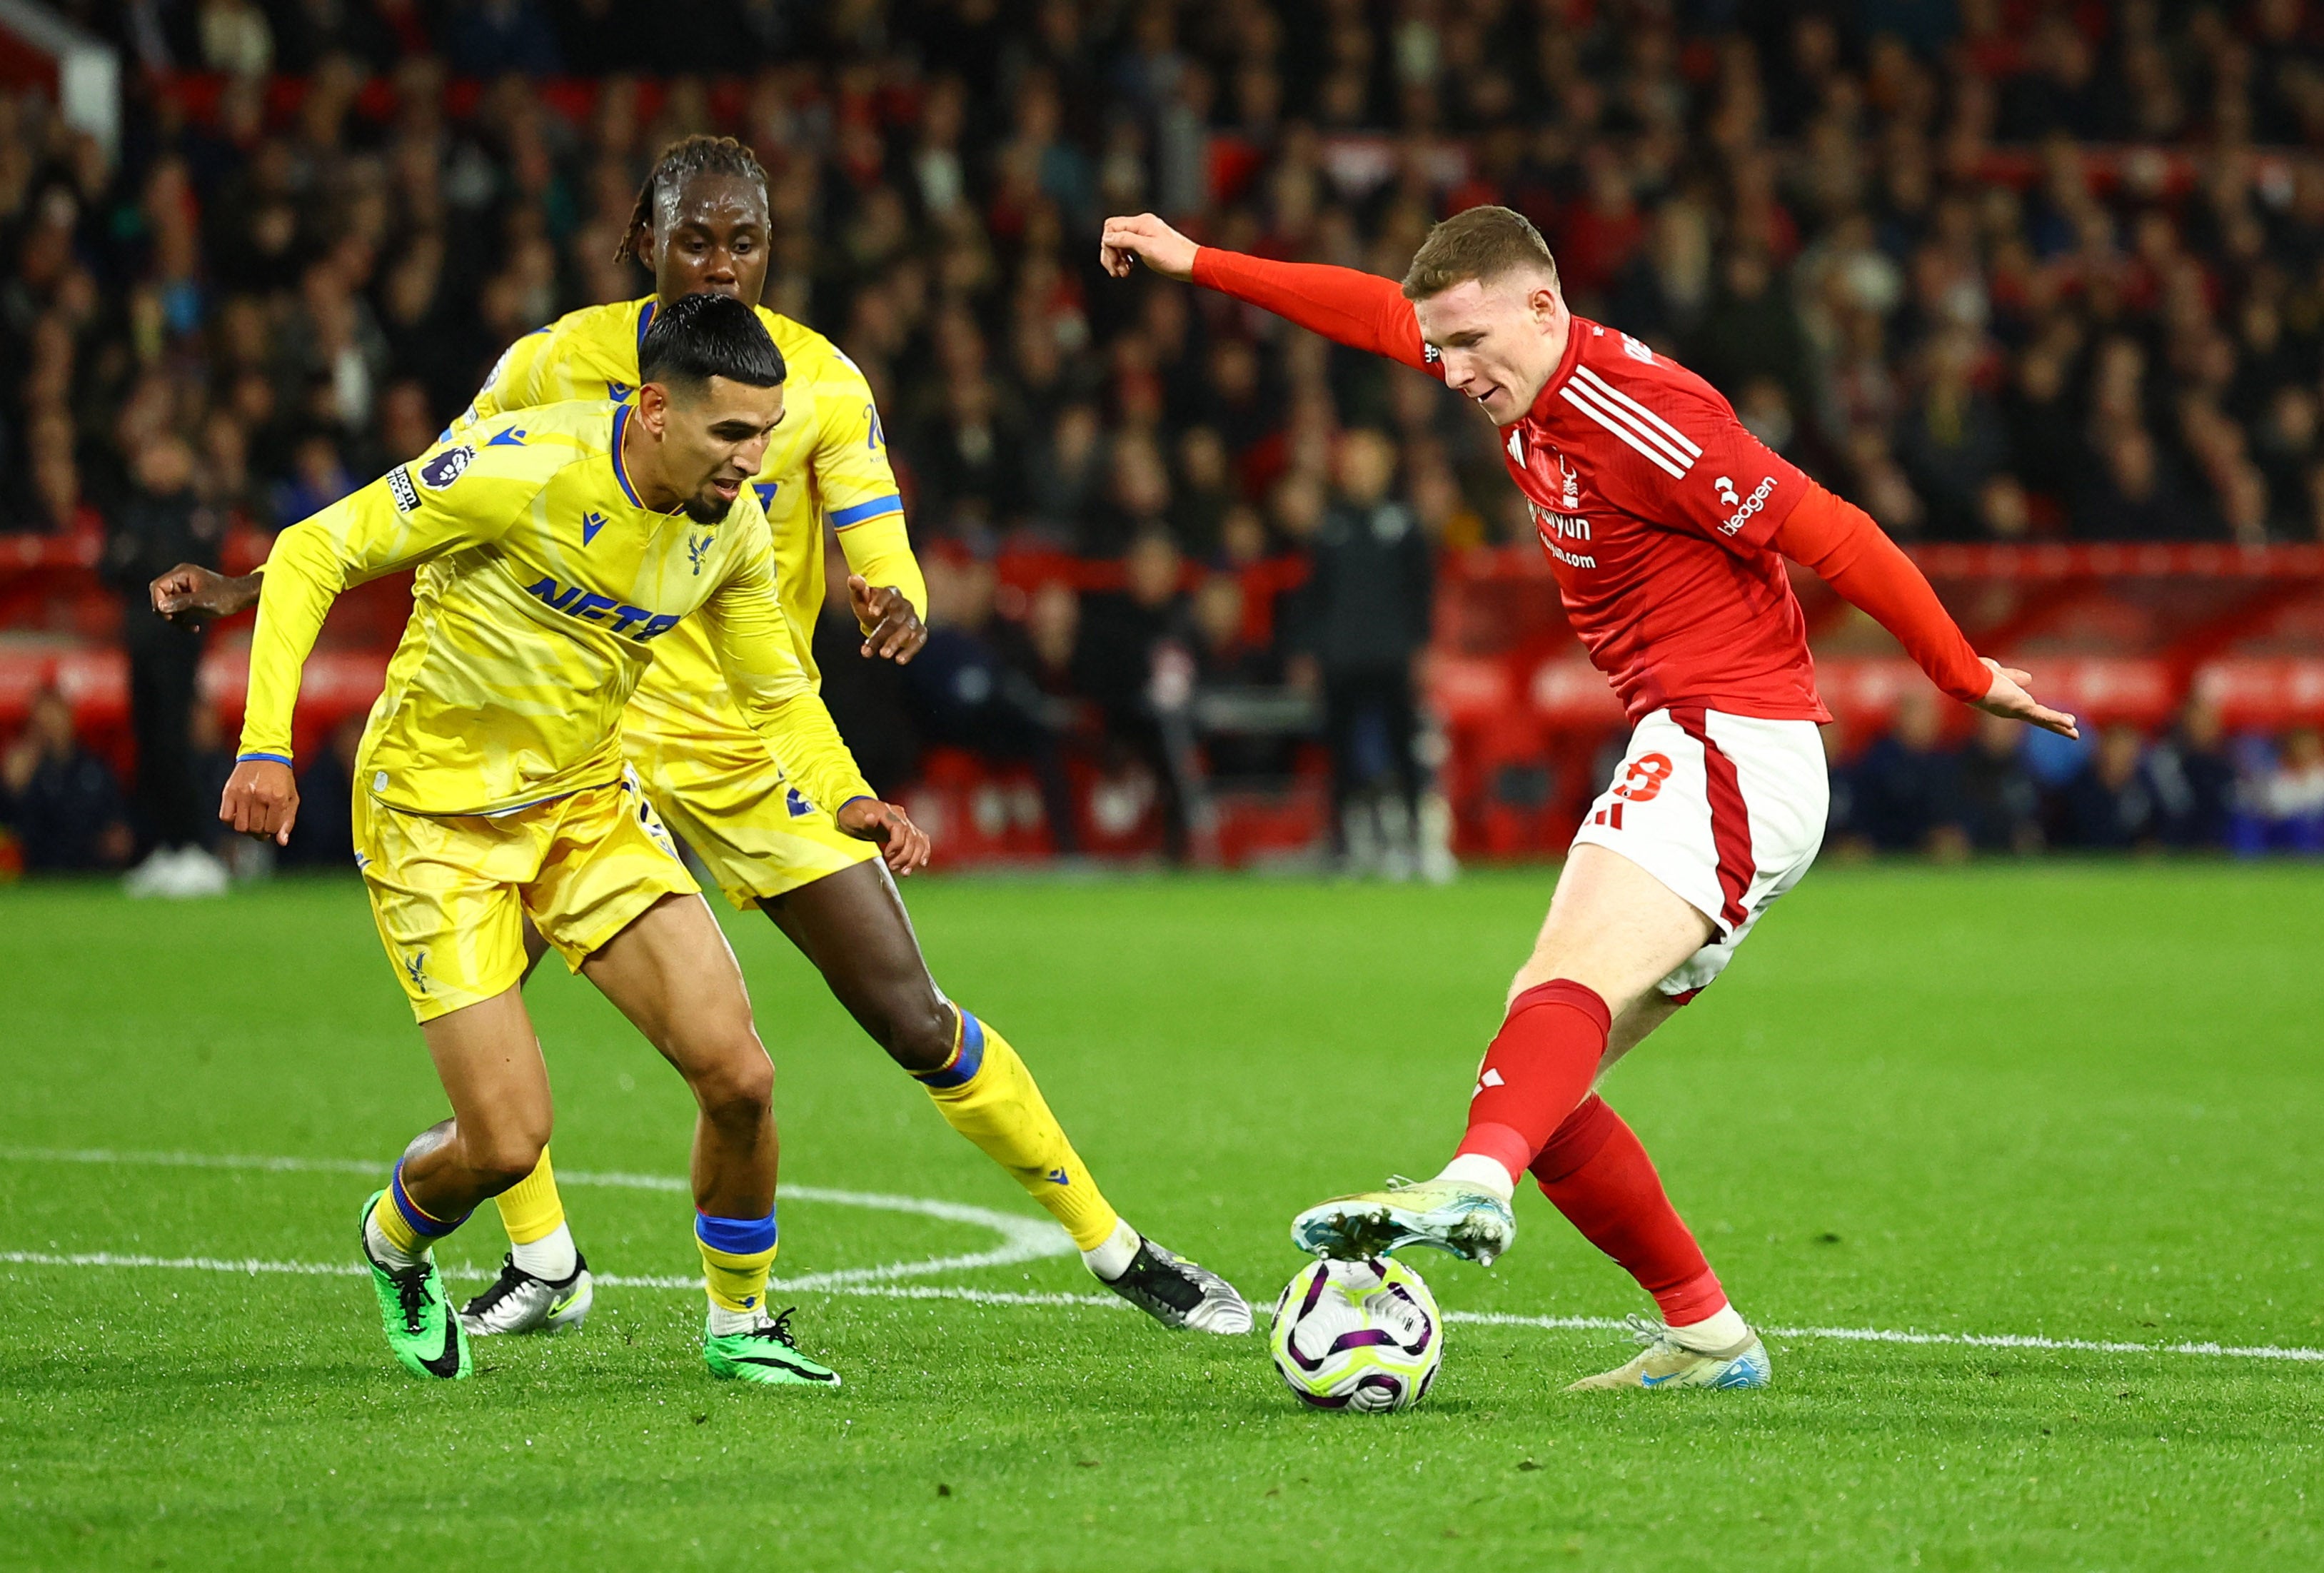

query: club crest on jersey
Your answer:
[521,576,681,642]
[418,444,475,489]
[687,531,714,575]
[1557,454,1581,509]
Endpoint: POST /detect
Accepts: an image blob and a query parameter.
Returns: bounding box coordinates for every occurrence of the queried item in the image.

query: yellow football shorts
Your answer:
[353,768,699,1022]
[620,723,877,910]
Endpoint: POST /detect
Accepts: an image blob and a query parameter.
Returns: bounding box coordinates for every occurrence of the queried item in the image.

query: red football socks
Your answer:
[1454,979,1613,1181]
[1529,1094,1726,1327]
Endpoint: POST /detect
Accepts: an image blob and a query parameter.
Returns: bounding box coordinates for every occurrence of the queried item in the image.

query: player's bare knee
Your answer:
[879,992,955,1074]
[464,1128,549,1195]
[690,1042,774,1127]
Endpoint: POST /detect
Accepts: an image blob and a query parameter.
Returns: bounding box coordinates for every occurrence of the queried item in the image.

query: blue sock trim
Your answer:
[912,1009,987,1089]
[389,1162,468,1239]
[695,1210,778,1255]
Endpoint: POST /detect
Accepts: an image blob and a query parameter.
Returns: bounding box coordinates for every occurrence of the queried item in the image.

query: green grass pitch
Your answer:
[4,863,2322,1570]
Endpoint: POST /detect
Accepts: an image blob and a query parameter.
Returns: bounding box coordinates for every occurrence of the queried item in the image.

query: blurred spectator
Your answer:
[101,436,229,897]
[1074,528,1194,860]
[1014,579,1087,730]
[1896,330,2008,540]
[1843,690,1964,855]
[2146,697,2238,848]
[1,690,132,873]
[1954,713,2044,854]
[2235,726,2324,855]
[810,549,919,798]
[1294,429,1434,876]
[904,556,1079,853]
[2075,426,2195,542]
[270,431,356,530]
[1189,571,1299,783]
[2060,723,2163,850]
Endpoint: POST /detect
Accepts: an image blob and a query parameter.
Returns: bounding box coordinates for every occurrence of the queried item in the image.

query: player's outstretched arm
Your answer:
[1774,485,2078,739]
[1100,213,1434,372]
[151,564,261,625]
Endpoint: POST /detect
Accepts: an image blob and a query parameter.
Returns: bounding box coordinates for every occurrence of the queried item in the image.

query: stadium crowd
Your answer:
[4,0,2323,879]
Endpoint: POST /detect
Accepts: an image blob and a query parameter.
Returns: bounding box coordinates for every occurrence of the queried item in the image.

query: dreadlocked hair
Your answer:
[613,134,770,264]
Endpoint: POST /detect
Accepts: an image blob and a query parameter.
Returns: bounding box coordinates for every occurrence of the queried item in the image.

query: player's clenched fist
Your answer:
[151,562,260,625]
[836,796,932,875]
[220,758,299,845]
[1100,213,1198,281]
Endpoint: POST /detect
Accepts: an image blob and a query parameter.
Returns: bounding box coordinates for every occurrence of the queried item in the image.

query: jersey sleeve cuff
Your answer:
[236,750,293,766]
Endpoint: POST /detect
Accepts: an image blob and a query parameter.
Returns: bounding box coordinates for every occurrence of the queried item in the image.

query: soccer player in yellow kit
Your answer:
[221,296,922,1383]
[167,136,1251,1339]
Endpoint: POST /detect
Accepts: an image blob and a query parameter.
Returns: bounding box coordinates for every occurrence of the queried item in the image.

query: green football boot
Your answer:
[359,1190,471,1380]
[704,1307,842,1387]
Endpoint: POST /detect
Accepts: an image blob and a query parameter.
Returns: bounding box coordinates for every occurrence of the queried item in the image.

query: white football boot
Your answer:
[1097,1236,1254,1334]
[457,1252,593,1336]
[1566,1315,1772,1391]
[1291,1176,1516,1265]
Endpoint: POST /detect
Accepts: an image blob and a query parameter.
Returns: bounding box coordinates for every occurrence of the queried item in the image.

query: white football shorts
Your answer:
[1566,705,1830,1000]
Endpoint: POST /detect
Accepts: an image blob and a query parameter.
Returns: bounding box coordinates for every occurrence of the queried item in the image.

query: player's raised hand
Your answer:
[848,574,927,664]
[836,795,932,875]
[1100,213,1198,281]
[220,758,299,845]
[151,563,261,626]
[1973,658,2079,739]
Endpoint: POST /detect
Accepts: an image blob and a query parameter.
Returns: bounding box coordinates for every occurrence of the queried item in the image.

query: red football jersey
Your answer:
[1449,317,1828,724]
[1192,249,1834,724]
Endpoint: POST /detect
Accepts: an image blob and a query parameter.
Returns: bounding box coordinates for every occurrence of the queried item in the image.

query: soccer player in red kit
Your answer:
[1101,206,2078,1390]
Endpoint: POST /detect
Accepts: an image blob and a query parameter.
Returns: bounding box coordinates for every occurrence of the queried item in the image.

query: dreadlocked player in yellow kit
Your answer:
[168,136,1251,1340]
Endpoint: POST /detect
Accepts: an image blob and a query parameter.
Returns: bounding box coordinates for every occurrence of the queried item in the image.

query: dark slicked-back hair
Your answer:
[639,293,786,392]
[614,134,770,264]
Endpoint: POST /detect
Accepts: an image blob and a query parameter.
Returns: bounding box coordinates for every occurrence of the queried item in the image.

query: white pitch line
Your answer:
[0,1145,1077,1289]
[1401,1312,2324,1365]
[9,1148,2323,1364]
[7,1249,2322,1365]
[0,1250,1118,1310]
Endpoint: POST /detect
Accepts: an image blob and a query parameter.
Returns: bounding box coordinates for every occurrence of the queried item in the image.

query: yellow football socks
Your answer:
[695,1212,778,1319]
[493,1147,566,1245]
[371,1161,465,1269]
[914,1010,1121,1252]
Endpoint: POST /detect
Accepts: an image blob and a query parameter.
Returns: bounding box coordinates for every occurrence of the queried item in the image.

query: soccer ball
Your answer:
[1269,1256,1442,1412]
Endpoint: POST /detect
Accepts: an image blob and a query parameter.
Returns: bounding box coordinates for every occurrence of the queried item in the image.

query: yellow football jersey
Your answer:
[238,400,874,820]
[459,295,923,754]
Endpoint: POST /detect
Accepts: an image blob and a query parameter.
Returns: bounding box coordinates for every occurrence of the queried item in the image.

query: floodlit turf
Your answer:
[3,861,2322,1571]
